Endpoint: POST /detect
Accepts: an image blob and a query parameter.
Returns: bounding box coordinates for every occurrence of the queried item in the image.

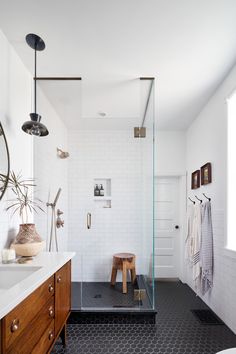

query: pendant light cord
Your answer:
[23,33,49,136]
[34,47,37,113]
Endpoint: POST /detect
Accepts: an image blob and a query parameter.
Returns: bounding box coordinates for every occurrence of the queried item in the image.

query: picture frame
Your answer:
[201,162,212,185]
[191,170,200,189]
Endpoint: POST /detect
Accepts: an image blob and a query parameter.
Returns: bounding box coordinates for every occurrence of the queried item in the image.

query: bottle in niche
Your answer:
[99,184,104,197]
[94,184,100,197]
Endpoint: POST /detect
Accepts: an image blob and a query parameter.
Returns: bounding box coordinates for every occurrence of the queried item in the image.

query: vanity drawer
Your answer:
[2,275,55,350]
[7,297,55,354]
[31,320,55,354]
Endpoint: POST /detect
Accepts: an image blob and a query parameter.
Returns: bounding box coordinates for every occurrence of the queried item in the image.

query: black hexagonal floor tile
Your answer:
[52,281,236,354]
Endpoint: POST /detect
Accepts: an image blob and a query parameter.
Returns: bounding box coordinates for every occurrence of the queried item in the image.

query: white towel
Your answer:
[191,203,202,292]
[185,204,195,262]
[200,201,213,295]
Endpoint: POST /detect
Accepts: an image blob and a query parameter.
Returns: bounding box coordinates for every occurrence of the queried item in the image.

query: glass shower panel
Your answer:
[35,77,156,312]
[75,79,143,311]
[139,78,155,309]
[34,77,156,312]
[78,78,156,311]
[80,127,144,310]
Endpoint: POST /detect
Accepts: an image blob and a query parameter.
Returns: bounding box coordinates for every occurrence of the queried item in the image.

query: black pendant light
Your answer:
[22,33,49,137]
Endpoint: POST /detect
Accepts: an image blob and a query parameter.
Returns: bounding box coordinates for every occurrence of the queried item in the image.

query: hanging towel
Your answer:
[191,203,202,292]
[185,204,195,262]
[200,201,213,295]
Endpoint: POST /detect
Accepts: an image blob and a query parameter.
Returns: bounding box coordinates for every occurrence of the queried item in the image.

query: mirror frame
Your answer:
[0,122,10,201]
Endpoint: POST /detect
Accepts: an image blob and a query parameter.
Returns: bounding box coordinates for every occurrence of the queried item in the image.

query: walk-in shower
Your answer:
[34,77,156,315]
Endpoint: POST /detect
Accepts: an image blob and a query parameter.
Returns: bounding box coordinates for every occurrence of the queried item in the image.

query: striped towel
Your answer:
[200,201,213,295]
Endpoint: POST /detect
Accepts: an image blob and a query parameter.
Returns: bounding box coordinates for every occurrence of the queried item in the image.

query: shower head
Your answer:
[46,188,62,208]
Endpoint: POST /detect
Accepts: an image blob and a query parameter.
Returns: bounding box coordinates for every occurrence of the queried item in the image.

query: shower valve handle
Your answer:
[87,213,91,229]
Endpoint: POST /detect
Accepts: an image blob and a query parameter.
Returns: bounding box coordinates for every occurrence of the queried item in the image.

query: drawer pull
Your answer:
[11,319,19,333]
[48,284,54,292]
[48,331,54,340]
[57,276,62,283]
[49,307,54,317]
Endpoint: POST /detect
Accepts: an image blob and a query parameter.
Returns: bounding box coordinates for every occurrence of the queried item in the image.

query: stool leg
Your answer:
[122,262,127,294]
[131,268,137,284]
[111,267,117,286]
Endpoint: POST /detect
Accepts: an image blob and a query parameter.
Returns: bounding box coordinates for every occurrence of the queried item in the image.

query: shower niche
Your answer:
[93,178,111,208]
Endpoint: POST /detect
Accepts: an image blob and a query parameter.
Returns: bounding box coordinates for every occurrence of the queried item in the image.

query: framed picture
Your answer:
[191,170,200,189]
[201,162,212,185]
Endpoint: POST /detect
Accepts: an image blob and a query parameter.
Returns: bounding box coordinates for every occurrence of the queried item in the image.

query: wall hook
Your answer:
[195,195,203,203]
[188,197,195,204]
[203,193,211,201]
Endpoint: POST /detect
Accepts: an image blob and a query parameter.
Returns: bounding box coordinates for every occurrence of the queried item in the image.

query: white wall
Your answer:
[0,29,33,250]
[185,63,236,333]
[33,87,69,252]
[156,131,186,176]
[0,29,68,253]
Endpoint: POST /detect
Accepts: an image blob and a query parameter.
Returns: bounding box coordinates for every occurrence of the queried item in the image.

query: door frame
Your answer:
[155,173,187,283]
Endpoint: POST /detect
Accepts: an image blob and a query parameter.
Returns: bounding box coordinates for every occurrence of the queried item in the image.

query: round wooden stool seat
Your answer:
[111,253,136,294]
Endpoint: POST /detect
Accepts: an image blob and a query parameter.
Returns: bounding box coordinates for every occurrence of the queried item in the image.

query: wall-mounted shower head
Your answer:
[57,148,69,159]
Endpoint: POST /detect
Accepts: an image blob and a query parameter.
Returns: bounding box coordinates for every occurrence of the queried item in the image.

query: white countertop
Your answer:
[0,251,75,319]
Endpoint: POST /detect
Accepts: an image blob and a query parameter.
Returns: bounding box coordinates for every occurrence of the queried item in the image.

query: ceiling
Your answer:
[37,78,149,130]
[0,0,236,130]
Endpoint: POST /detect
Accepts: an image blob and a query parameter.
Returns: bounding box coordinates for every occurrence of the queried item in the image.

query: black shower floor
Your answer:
[71,277,152,310]
[52,281,236,354]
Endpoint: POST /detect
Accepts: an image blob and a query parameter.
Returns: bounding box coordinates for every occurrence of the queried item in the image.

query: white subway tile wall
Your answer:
[68,130,153,282]
[184,208,236,332]
[185,62,236,333]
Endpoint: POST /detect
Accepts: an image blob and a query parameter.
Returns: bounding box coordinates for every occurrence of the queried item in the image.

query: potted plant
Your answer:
[6,171,45,257]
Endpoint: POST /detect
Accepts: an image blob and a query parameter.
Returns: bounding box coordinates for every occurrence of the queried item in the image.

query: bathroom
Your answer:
[1,1,236,354]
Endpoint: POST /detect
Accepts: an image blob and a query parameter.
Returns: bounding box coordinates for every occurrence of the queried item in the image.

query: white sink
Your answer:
[0,266,41,289]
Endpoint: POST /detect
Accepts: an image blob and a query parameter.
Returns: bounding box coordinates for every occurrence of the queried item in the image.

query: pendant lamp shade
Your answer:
[22,33,49,137]
[22,113,49,137]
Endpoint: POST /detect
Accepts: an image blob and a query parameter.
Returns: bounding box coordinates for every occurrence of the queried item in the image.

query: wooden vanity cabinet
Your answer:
[55,261,71,338]
[0,260,71,354]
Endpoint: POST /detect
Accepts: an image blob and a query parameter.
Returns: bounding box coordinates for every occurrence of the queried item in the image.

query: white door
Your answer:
[154,177,180,279]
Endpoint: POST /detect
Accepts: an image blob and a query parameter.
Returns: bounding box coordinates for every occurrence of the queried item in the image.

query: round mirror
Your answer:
[0,122,10,201]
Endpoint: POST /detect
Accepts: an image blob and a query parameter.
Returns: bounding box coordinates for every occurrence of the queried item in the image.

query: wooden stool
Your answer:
[111,253,136,294]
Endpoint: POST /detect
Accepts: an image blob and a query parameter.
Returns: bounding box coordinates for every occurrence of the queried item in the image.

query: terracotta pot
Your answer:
[11,224,45,257]
[11,241,45,257]
[15,224,42,244]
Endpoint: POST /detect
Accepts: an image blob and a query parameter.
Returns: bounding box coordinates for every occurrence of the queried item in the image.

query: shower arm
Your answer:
[141,78,154,128]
